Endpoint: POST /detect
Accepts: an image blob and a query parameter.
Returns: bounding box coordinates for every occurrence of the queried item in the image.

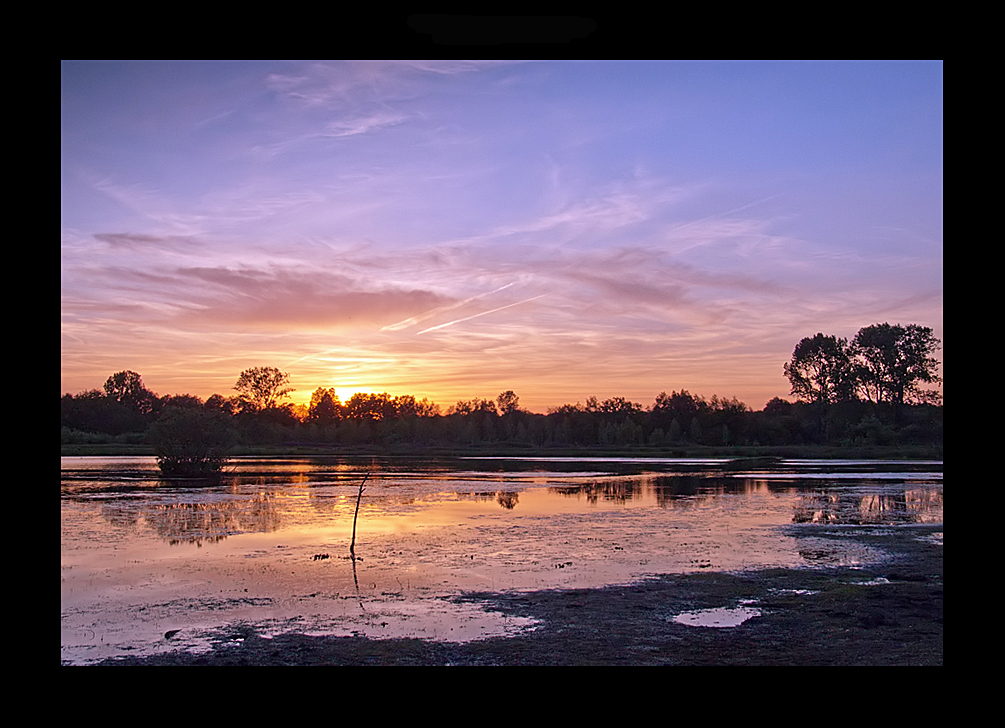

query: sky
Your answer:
[61,60,943,412]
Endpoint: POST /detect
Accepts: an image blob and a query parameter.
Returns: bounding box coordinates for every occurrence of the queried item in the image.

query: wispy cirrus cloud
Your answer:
[80,174,208,236]
[92,232,197,251]
[324,111,410,137]
[64,260,452,331]
[61,61,941,409]
[264,61,486,107]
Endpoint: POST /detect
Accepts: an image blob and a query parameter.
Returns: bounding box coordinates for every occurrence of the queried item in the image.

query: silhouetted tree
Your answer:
[233,366,294,411]
[597,397,644,417]
[851,323,942,407]
[652,390,708,438]
[449,398,498,416]
[708,395,751,444]
[411,397,441,417]
[158,393,203,410]
[103,370,157,415]
[784,334,856,405]
[204,393,238,416]
[62,347,944,452]
[346,392,396,420]
[497,390,520,415]
[61,388,148,435]
[763,397,793,415]
[308,387,342,425]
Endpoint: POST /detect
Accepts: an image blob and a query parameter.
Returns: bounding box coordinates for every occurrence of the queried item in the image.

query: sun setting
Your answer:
[61,61,941,414]
[62,58,942,667]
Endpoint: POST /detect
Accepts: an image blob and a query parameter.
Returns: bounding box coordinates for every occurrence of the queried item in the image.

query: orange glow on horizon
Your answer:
[291,387,377,407]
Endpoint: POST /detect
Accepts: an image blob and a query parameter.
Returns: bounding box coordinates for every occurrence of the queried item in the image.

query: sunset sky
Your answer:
[61,61,943,412]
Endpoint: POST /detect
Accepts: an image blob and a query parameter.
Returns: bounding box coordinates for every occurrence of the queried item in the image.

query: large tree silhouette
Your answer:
[103,370,157,415]
[307,387,342,425]
[233,367,294,411]
[783,334,856,405]
[852,323,942,406]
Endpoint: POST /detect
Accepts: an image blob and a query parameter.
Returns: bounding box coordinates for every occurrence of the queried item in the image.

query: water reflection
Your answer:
[61,455,942,663]
[792,487,942,525]
[144,494,281,545]
[672,606,762,628]
[496,491,519,509]
[545,475,942,524]
[549,479,645,504]
[68,463,944,545]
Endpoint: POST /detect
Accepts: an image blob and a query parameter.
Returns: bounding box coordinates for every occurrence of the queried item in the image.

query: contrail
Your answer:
[417,295,545,335]
[665,194,781,236]
[284,284,531,366]
[380,282,516,331]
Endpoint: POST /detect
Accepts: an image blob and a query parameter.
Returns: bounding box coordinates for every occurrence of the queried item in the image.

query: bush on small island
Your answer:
[147,407,238,477]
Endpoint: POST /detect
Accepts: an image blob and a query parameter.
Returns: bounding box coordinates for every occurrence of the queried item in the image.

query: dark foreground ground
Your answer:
[88,525,942,666]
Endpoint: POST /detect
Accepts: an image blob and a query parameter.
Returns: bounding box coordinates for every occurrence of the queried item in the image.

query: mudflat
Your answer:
[88,524,942,666]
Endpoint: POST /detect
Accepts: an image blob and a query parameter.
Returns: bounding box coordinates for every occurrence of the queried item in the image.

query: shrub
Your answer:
[147,408,238,477]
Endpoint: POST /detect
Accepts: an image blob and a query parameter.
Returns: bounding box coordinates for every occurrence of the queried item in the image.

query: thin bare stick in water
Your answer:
[349,472,369,561]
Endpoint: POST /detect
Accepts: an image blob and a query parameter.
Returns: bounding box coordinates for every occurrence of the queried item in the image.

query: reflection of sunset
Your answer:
[62,456,942,662]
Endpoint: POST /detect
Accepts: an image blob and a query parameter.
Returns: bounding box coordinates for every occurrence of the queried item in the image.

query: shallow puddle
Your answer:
[61,455,942,663]
[671,606,762,628]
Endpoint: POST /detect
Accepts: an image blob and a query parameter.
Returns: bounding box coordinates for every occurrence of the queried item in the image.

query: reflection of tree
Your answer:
[792,492,841,524]
[549,476,765,508]
[496,491,519,509]
[469,491,520,509]
[548,479,644,504]
[650,477,740,509]
[102,493,282,545]
[155,494,281,544]
[902,487,944,523]
[652,476,704,500]
[792,485,943,524]
[100,503,143,528]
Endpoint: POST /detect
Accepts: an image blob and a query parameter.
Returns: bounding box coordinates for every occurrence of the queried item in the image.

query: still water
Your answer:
[61,455,942,663]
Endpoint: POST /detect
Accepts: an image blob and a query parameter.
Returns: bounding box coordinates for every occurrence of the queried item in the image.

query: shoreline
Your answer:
[61,443,944,460]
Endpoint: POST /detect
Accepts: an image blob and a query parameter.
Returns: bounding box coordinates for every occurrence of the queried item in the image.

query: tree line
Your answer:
[62,322,942,461]
[782,322,941,442]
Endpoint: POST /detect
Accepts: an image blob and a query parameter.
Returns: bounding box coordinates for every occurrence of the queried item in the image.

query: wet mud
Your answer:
[85,524,943,666]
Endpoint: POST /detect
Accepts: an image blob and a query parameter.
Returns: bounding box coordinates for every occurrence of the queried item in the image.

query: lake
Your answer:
[61,455,942,664]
